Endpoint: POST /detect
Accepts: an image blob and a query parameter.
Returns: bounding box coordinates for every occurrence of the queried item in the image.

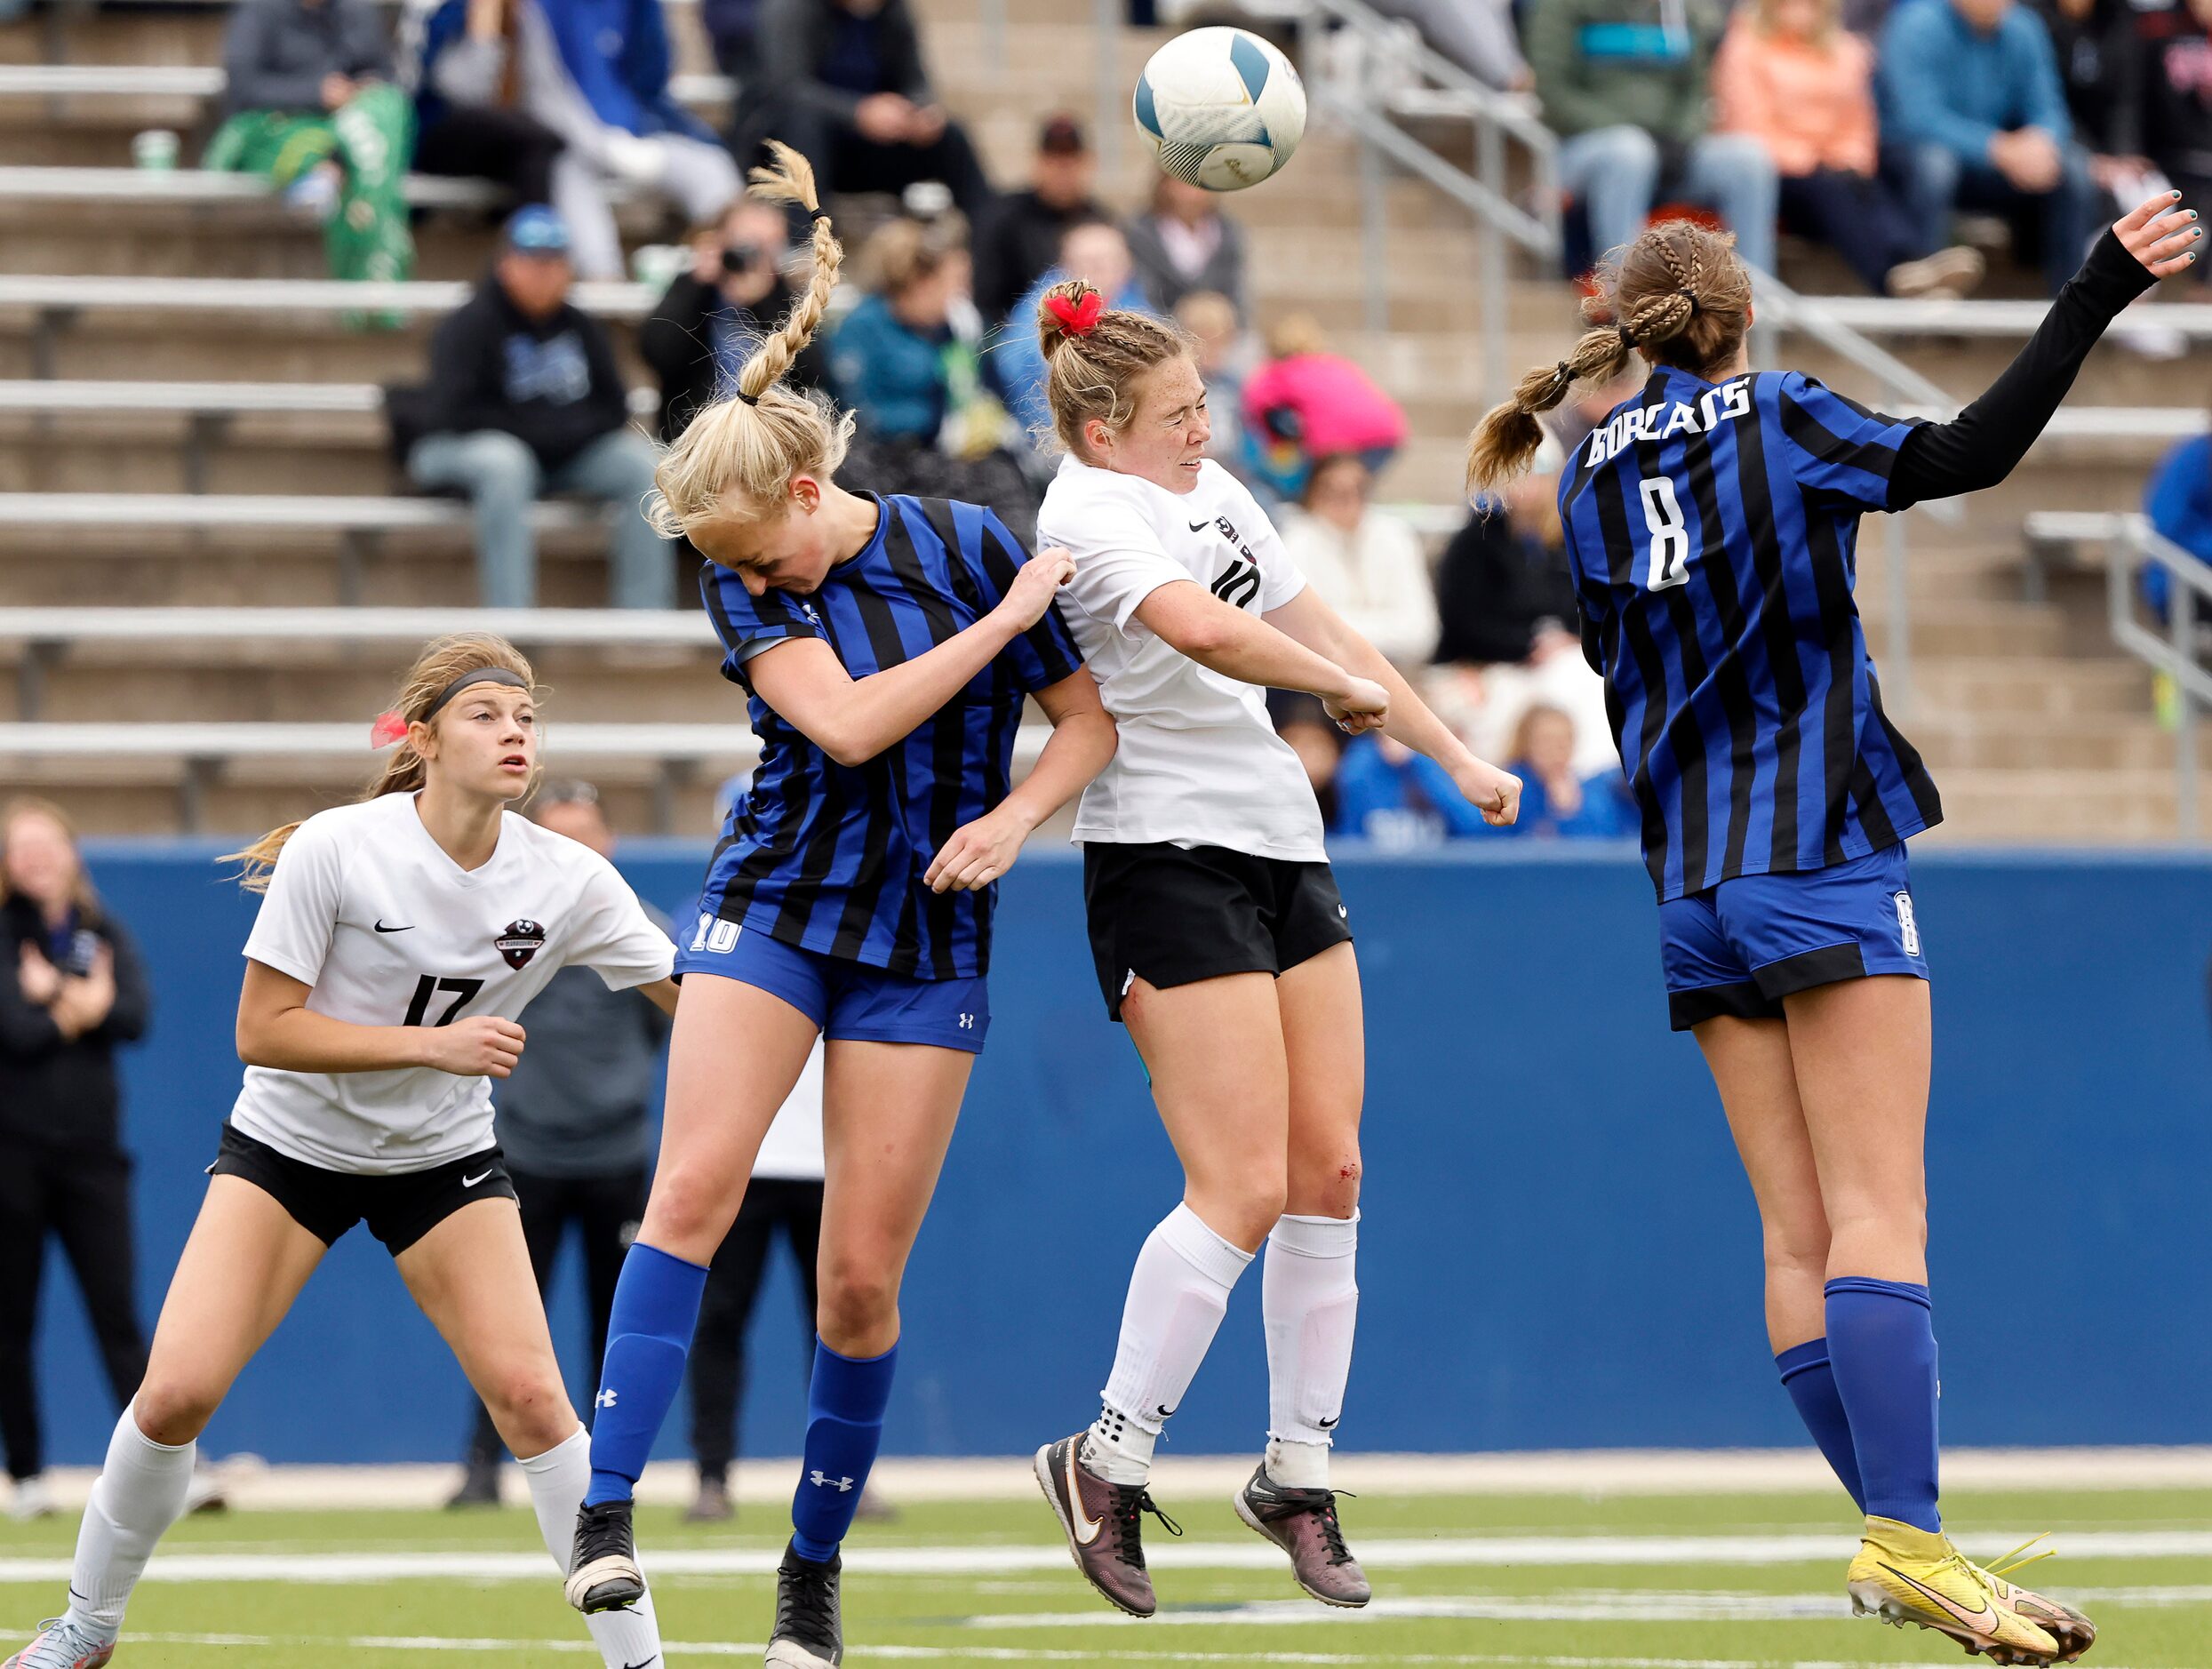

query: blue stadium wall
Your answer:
[27,843,2212,1464]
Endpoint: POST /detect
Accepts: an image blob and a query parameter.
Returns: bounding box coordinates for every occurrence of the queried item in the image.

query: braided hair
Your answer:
[1034,279,1197,457]
[1465,220,1753,494]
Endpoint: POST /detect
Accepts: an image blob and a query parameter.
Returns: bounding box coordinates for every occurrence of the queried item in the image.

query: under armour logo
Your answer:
[810,1471,854,1491]
[958,1013,975,1029]
[595,1388,619,1409]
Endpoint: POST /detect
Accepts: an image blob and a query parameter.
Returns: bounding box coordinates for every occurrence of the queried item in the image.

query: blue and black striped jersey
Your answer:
[699,495,1083,978]
[1560,366,1944,901]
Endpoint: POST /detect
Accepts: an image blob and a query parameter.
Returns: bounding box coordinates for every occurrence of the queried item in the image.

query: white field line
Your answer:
[2,1529,2208,1587]
[29,1446,2212,1511]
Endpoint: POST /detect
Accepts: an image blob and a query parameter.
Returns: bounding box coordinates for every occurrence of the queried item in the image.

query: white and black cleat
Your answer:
[764,1539,842,1667]
[566,1498,646,1613]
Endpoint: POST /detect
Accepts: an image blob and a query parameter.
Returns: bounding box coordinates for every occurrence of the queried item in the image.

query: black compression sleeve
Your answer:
[1887,228,2161,509]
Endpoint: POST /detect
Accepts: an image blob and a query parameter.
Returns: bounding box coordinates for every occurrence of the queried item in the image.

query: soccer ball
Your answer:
[1133,27,1306,193]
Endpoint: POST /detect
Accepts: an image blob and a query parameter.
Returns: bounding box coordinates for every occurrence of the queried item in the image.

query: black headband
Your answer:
[422,666,531,722]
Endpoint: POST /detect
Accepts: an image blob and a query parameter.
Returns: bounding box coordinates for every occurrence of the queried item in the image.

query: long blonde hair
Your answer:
[223,633,539,892]
[647,141,852,542]
[0,795,101,922]
[1034,280,1194,457]
[1465,219,1753,493]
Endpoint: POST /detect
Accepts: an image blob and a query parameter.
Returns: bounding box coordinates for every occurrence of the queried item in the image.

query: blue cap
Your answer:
[504,204,571,255]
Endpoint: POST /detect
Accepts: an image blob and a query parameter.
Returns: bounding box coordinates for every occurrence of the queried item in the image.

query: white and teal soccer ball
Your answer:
[1133,27,1306,193]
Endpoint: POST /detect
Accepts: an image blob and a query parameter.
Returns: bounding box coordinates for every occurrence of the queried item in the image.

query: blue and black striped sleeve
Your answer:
[698,560,826,691]
[974,508,1085,693]
[1772,371,1922,515]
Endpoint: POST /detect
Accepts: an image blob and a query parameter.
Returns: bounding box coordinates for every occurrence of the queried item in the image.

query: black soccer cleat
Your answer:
[565,1498,646,1613]
[764,1539,843,1667]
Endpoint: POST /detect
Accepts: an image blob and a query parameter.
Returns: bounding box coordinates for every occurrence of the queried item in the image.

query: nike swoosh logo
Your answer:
[1065,1446,1106,1546]
[1318,1415,1339,1429]
[462,1169,496,1187]
[1881,1561,1998,1633]
[1188,521,1210,531]
[374,920,412,933]
[622,1658,658,1668]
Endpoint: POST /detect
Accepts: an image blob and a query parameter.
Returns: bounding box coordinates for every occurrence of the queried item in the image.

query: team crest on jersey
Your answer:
[495,919,548,969]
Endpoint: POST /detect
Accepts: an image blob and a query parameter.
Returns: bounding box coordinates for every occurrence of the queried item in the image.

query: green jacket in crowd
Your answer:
[1524,0,1729,144]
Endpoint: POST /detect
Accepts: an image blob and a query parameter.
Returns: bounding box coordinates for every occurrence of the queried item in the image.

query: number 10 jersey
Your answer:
[230,791,675,1175]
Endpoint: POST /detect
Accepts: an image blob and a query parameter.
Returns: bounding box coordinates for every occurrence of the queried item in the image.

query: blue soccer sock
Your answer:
[1825,1277,1940,1534]
[584,1242,710,1507]
[1777,1338,1866,1513]
[789,1338,898,1563]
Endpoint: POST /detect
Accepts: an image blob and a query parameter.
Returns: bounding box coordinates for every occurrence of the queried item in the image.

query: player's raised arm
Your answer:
[236,959,525,1078]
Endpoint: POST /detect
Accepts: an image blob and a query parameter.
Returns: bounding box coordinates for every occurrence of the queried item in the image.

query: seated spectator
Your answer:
[747,0,994,226]
[1279,453,1438,666]
[2108,0,2212,220]
[1715,0,1985,295]
[974,116,1110,325]
[417,0,742,282]
[401,207,672,609]
[1176,288,1265,496]
[834,215,1037,535]
[641,196,832,443]
[409,0,567,215]
[1525,0,1779,276]
[703,0,766,88]
[1368,0,1532,90]
[994,219,1153,443]
[1242,314,1409,501]
[206,0,414,297]
[2143,419,2212,619]
[1268,692,1343,828]
[1333,733,1496,846]
[1879,0,2098,294]
[1126,171,1250,319]
[1499,704,1637,838]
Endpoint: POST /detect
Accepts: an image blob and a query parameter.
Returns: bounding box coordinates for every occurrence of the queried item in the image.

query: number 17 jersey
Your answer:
[230,791,675,1174]
[1559,365,1944,903]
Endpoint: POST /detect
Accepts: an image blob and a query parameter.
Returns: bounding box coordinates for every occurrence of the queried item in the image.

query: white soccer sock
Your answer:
[1088,1202,1254,1487]
[1262,1211,1360,1490]
[518,1427,665,1669]
[62,1405,196,1636]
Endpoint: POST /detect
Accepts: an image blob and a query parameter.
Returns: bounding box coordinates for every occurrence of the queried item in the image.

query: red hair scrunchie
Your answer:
[1046,290,1106,337]
[369,710,409,750]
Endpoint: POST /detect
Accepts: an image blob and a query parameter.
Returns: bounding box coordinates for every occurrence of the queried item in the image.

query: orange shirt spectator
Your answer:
[1713,0,1879,177]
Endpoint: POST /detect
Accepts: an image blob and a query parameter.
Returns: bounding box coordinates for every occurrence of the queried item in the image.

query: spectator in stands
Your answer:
[416,0,742,281]
[1125,171,1250,320]
[2102,0,2212,224]
[409,0,568,214]
[834,214,1036,532]
[1333,733,1497,845]
[1714,0,1986,295]
[704,0,767,89]
[1267,692,1344,829]
[974,116,1110,326]
[1368,0,1532,90]
[1242,313,1409,500]
[449,782,672,1508]
[0,800,154,1523]
[994,218,1152,443]
[641,196,832,443]
[746,0,994,226]
[207,0,415,298]
[1279,454,1438,666]
[2142,417,2212,618]
[1176,288,1266,496]
[1498,704,1638,838]
[1524,0,1780,276]
[1878,0,2099,293]
[403,206,673,609]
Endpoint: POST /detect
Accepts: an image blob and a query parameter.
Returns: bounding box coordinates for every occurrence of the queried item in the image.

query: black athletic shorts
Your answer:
[1082,841,1354,1022]
[209,1123,519,1255]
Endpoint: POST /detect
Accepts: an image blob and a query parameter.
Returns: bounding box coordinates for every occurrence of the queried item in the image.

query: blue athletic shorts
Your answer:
[675,921,990,1053]
[1657,844,1928,1032]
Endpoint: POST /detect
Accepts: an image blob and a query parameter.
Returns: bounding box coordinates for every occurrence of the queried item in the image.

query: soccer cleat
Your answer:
[565,1499,646,1613]
[1234,1465,1371,1608]
[1033,1433,1183,1617]
[1847,1516,2063,1665]
[444,1459,501,1510]
[4,1617,115,1669]
[684,1476,734,1523]
[1975,1538,2096,1664]
[764,1539,842,1667]
[7,1475,55,1522]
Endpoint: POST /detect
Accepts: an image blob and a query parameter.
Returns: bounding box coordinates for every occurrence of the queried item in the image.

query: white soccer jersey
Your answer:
[230,792,675,1174]
[1039,454,1326,861]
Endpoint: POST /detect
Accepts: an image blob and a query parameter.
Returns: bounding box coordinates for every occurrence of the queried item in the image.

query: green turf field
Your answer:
[4,1482,2208,1667]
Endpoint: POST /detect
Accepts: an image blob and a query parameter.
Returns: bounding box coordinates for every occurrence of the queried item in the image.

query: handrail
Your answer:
[2104,514,2211,838]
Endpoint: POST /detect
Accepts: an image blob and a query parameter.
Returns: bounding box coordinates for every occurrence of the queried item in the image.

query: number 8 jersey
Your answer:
[230,792,675,1174]
[1558,365,1944,903]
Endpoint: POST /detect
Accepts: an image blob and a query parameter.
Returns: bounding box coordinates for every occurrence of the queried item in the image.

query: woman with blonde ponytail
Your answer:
[1023,277,1518,1622]
[1468,196,2204,1665]
[4,634,683,1669]
[562,142,1117,1669]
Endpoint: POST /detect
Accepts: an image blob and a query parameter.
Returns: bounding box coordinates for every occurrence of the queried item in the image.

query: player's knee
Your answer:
[132,1378,220,1447]
[816,1257,899,1351]
[1197,1170,1289,1250]
[481,1366,572,1454]
[640,1162,739,1261]
[1288,1146,1362,1216]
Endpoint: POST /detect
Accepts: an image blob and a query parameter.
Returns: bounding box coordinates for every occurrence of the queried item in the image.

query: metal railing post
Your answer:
[2173,571,2199,840]
[1360,132,1389,335]
[980,0,1005,76]
[1883,513,1913,716]
[1476,116,1505,403]
[1095,0,1120,182]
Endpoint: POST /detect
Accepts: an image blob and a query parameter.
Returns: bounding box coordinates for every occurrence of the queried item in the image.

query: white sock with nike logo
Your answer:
[518,1427,665,1669]
[62,1403,196,1637]
[1261,1210,1360,1490]
[1090,1203,1255,1487]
